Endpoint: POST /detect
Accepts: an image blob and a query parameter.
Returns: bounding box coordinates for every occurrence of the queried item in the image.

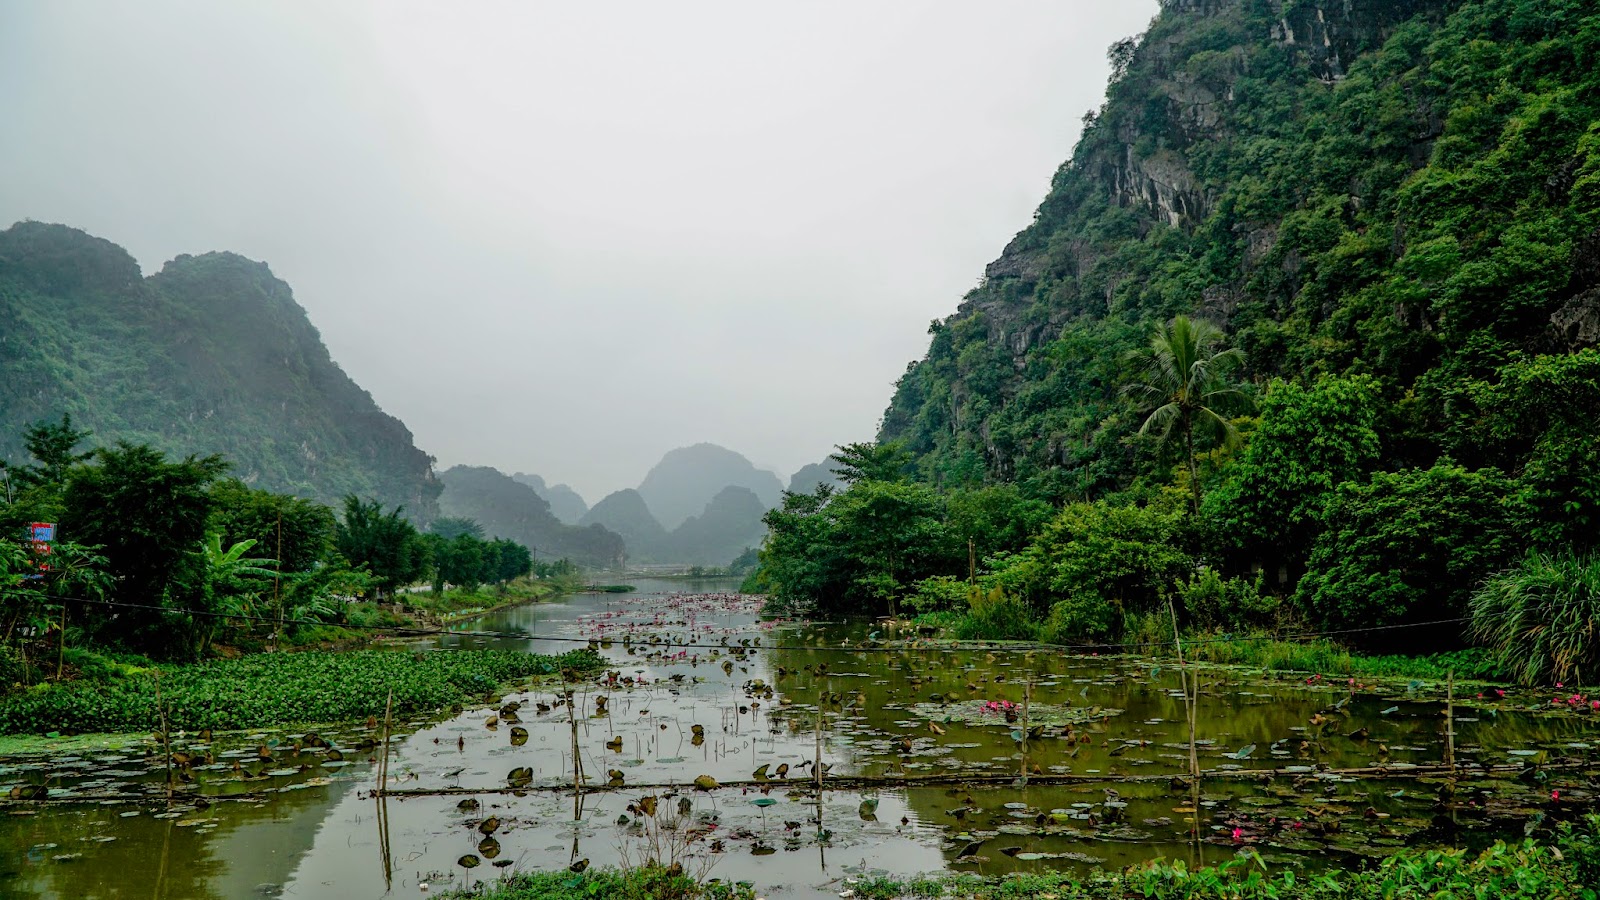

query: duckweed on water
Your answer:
[0,648,603,734]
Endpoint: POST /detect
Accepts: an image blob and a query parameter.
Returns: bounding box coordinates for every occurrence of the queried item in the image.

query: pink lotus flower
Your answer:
[1231,827,1243,842]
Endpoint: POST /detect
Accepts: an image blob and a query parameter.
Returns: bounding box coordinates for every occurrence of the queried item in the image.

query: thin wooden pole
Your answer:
[55,602,67,681]
[814,696,824,792]
[376,689,393,796]
[1020,675,1032,784]
[154,671,173,802]
[1169,600,1201,830]
[1445,669,1455,773]
[569,690,582,797]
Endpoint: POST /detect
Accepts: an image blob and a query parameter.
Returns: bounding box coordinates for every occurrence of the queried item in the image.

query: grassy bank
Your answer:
[444,819,1600,900]
[0,647,602,735]
[283,573,585,647]
[1178,637,1507,681]
[912,609,1512,683]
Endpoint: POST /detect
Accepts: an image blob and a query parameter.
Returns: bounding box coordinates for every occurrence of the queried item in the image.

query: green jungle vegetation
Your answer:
[0,222,440,516]
[0,415,587,732]
[444,816,1600,900]
[750,0,1600,686]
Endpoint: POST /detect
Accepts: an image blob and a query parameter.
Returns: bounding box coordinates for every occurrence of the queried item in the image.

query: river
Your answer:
[2,577,1597,898]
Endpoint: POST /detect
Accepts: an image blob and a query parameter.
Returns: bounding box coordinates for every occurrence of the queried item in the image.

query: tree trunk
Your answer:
[1185,417,1200,514]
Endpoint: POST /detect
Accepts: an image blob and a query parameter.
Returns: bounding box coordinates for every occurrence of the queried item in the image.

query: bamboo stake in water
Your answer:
[569,691,582,798]
[1445,669,1456,773]
[1168,601,1201,824]
[376,689,393,796]
[1021,675,1032,784]
[814,696,823,792]
[154,670,173,802]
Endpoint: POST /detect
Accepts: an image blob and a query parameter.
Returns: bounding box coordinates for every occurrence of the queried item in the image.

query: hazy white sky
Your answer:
[1,0,1158,502]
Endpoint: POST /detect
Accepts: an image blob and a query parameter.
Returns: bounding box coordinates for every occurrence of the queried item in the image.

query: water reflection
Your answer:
[2,578,1597,900]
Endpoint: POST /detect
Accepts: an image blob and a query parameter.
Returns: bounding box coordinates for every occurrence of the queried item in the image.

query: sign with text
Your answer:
[26,522,55,578]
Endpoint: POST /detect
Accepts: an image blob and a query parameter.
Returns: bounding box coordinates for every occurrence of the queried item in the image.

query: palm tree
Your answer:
[1123,315,1249,512]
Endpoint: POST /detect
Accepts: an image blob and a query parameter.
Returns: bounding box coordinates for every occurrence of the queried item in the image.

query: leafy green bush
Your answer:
[1039,593,1119,645]
[987,501,1192,615]
[0,648,602,735]
[1471,551,1600,685]
[1179,569,1277,632]
[905,576,973,615]
[952,589,1037,641]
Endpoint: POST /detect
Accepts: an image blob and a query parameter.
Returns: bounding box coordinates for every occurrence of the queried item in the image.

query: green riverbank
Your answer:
[444,816,1600,900]
[0,647,602,739]
[283,573,586,646]
[911,611,1512,683]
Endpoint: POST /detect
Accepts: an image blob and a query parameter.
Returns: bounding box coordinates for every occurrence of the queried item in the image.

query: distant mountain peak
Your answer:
[636,443,783,529]
[511,472,589,524]
[439,466,621,567]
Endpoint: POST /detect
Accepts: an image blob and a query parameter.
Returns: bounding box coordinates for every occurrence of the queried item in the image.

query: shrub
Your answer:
[1470,551,1600,685]
[1179,568,1278,631]
[987,501,1192,615]
[905,576,973,615]
[1039,592,1120,645]
[952,589,1037,641]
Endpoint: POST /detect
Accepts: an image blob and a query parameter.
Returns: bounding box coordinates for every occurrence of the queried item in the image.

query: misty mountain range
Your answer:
[0,220,827,567]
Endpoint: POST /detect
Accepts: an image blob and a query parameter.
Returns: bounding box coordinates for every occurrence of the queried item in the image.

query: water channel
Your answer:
[3,577,1598,898]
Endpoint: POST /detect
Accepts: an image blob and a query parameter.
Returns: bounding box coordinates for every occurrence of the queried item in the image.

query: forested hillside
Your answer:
[883,0,1600,502]
[759,0,1600,679]
[0,222,440,516]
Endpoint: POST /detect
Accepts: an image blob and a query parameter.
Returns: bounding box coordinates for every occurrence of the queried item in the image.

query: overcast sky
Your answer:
[1,0,1158,502]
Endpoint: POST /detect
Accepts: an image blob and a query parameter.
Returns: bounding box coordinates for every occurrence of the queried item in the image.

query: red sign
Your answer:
[26,522,55,577]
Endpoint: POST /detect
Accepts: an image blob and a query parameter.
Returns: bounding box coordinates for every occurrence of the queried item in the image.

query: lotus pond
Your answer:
[2,577,1599,899]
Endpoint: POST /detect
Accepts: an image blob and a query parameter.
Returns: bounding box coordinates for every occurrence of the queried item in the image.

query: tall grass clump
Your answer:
[1470,551,1600,686]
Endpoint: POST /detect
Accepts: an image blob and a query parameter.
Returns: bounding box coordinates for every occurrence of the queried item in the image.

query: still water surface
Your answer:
[3,578,1598,898]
